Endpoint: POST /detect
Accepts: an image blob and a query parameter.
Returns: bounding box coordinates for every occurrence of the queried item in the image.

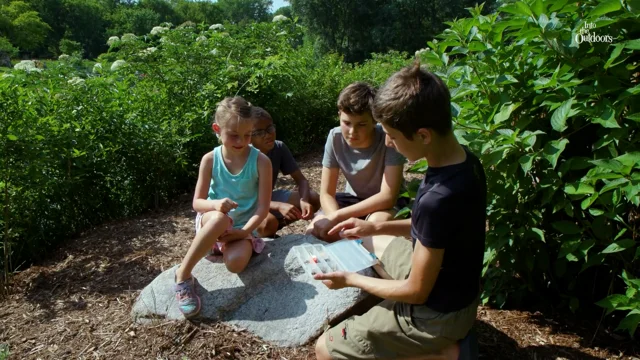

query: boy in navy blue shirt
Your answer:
[314,62,487,360]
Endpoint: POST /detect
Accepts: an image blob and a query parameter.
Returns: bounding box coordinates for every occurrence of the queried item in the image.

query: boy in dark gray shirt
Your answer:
[306,82,407,242]
[251,107,320,237]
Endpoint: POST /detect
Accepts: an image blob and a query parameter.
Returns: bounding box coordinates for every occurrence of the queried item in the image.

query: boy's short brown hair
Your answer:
[372,61,452,139]
[252,106,273,123]
[337,82,377,116]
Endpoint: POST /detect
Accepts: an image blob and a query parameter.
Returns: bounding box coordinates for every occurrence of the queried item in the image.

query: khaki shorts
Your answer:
[325,237,479,359]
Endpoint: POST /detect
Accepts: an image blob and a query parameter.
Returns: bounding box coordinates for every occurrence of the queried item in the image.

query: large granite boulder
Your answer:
[131,234,376,346]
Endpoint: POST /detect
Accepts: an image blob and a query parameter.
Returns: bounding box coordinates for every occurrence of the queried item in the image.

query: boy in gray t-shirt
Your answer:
[251,107,320,237]
[306,82,406,242]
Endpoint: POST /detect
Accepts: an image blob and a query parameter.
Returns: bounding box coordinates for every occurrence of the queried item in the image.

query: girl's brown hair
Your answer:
[214,96,253,128]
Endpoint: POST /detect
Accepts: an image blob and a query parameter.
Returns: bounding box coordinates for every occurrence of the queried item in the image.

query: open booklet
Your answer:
[292,239,379,278]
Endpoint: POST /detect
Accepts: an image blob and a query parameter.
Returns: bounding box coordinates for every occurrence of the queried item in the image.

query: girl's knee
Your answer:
[367,211,393,222]
[202,210,231,227]
[225,258,249,273]
[257,214,279,237]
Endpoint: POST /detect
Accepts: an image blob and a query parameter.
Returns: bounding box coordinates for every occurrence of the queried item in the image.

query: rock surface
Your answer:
[131,234,375,346]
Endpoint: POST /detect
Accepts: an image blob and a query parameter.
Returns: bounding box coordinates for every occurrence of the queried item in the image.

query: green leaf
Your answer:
[596,294,629,313]
[531,227,545,242]
[564,182,595,195]
[589,208,605,216]
[600,178,628,193]
[543,138,569,168]
[394,207,411,219]
[552,221,582,235]
[602,239,635,254]
[558,237,582,259]
[494,102,521,123]
[593,104,619,128]
[496,74,519,84]
[581,193,598,210]
[589,0,622,17]
[605,43,624,69]
[519,154,534,174]
[551,98,573,132]
[616,309,640,337]
[6,134,17,141]
[614,152,640,168]
[591,159,624,173]
[624,39,640,50]
[626,113,640,123]
[615,228,628,241]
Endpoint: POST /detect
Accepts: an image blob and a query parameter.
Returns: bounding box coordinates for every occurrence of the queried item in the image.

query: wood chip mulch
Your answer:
[1,149,638,359]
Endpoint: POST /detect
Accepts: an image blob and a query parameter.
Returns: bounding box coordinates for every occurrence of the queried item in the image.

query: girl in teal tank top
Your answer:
[208,145,260,229]
[173,96,273,319]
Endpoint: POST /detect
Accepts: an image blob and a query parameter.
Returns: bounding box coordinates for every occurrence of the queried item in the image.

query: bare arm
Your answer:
[290,169,311,202]
[332,165,404,221]
[320,166,340,214]
[192,152,218,213]
[318,240,444,304]
[373,218,412,238]
[240,153,273,233]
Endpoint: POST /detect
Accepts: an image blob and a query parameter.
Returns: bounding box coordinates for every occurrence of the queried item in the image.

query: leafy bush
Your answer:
[398,0,639,337]
[0,36,18,59]
[1,20,396,277]
[58,38,83,57]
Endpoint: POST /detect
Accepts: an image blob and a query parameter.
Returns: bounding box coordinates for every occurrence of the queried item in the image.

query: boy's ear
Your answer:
[417,128,432,145]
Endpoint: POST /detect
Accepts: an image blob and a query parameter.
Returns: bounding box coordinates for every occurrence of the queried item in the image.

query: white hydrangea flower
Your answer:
[272,15,289,22]
[196,35,207,42]
[159,37,173,44]
[138,47,157,57]
[107,36,120,46]
[415,48,429,56]
[209,48,218,56]
[58,54,70,61]
[121,33,137,42]
[150,26,168,35]
[68,77,85,86]
[209,24,224,31]
[14,60,36,72]
[111,60,126,72]
[93,63,102,73]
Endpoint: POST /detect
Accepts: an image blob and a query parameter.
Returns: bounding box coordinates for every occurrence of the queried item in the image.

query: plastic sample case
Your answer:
[292,239,379,277]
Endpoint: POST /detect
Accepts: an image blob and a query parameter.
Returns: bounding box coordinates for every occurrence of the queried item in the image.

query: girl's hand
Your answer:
[300,199,313,220]
[215,198,238,213]
[218,228,249,243]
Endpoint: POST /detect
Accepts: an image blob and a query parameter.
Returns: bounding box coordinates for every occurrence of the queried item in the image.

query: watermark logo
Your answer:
[575,21,614,44]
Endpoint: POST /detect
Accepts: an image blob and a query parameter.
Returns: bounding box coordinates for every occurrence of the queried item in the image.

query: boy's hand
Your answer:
[328,218,375,239]
[313,216,338,239]
[313,271,353,289]
[215,198,238,213]
[299,199,313,220]
[218,228,249,243]
[278,202,302,221]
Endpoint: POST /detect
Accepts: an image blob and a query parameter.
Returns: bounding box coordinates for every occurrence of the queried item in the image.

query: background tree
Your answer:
[217,0,272,24]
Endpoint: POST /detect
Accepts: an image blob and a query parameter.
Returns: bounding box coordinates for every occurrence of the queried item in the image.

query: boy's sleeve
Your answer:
[384,145,406,166]
[322,129,339,168]
[279,142,300,175]
[410,193,457,249]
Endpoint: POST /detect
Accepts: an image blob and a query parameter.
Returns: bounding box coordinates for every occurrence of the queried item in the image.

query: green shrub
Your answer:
[0,36,18,59]
[398,0,639,337]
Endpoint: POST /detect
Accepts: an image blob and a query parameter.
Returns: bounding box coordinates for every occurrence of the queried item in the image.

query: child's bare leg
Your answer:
[257,212,279,237]
[366,210,395,222]
[176,211,230,282]
[223,239,253,273]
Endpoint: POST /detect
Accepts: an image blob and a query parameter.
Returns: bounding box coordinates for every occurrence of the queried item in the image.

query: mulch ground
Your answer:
[1,150,638,359]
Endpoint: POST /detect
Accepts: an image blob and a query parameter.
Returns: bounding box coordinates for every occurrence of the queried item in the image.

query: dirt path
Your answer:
[0,151,637,359]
